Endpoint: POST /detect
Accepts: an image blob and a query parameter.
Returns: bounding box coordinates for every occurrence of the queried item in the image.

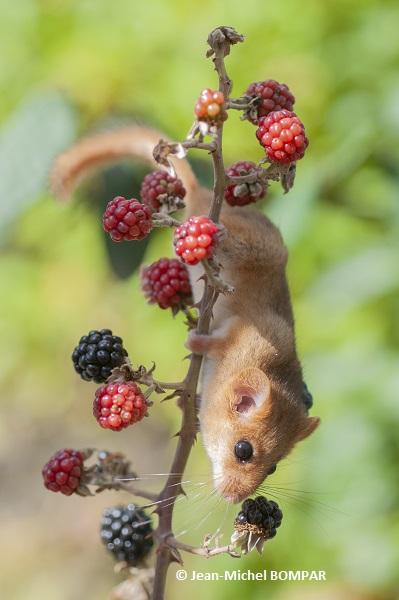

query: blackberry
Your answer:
[42,448,83,496]
[246,79,295,123]
[174,215,219,265]
[93,382,148,431]
[141,258,193,310]
[225,160,267,207]
[256,110,308,164]
[140,170,186,212]
[103,196,153,242]
[72,329,128,383]
[236,495,283,539]
[194,88,226,125]
[100,504,153,566]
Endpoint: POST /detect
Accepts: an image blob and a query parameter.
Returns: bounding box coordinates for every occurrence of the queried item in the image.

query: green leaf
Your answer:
[306,242,399,315]
[0,91,76,235]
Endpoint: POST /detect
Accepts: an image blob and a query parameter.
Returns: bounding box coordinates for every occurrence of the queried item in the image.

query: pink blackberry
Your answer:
[42,448,83,496]
[93,382,148,431]
[194,88,226,124]
[141,258,192,309]
[246,79,295,123]
[140,170,186,212]
[174,216,219,265]
[225,161,267,206]
[103,197,152,242]
[256,110,308,163]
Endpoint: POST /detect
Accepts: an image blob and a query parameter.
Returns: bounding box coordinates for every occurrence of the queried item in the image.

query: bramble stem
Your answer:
[182,139,217,152]
[152,26,243,600]
[117,482,158,502]
[167,536,240,559]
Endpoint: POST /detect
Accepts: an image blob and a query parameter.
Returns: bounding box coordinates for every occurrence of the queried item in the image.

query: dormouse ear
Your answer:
[296,416,320,442]
[231,368,271,415]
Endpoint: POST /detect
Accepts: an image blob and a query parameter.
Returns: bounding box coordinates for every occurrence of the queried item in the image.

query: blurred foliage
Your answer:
[1,1,399,599]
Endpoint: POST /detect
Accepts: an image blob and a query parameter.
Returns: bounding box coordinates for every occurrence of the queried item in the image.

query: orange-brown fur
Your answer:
[50,125,320,504]
[186,191,320,502]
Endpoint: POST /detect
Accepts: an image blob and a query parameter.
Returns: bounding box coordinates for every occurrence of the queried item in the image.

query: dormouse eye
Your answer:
[234,440,253,462]
[268,464,277,475]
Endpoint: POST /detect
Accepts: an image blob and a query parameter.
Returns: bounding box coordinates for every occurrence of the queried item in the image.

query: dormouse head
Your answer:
[201,367,320,503]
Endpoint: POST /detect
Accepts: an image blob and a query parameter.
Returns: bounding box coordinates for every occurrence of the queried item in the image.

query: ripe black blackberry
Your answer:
[72,329,128,383]
[236,495,283,539]
[100,504,153,566]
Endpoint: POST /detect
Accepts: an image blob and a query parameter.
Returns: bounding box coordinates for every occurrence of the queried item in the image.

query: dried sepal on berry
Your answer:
[231,521,267,555]
[140,170,186,213]
[88,450,138,493]
[281,163,297,193]
[245,79,295,124]
[225,161,267,206]
[103,197,153,242]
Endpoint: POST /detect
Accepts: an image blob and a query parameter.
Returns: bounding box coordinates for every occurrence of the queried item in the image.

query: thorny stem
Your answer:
[226,98,252,110]
[117,482,158,502]
[182,139,216,152]
[152,26,243,600]
[167,536,240,559]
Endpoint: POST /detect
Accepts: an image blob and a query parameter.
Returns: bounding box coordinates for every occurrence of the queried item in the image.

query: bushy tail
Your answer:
[50,125,199,201]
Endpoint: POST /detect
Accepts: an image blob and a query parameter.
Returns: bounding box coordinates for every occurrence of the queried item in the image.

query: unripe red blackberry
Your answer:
[140,170,186,212]
[141,258,192,310]
[256,110,308,163]
[103,196,152,242]
[100,504,153,566]
[42,448,83,496]
[194,88,226,125]
[174,215,219,265]
[72,329,128,383]
[93,382,148,431]
[225,161,267,206]
[246,80,295,123]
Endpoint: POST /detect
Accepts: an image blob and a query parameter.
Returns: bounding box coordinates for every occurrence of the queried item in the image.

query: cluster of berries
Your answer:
[103,168,186,242]
[71,329,149,431]
[43,47,309,576]
[101,80,307,289]
[28,332,142,496]
[222,79,308,206]
[42,447,154,566]
[245,80,307,163]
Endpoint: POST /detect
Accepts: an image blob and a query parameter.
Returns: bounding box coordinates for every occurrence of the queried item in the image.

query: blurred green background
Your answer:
[1,0,399,599]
